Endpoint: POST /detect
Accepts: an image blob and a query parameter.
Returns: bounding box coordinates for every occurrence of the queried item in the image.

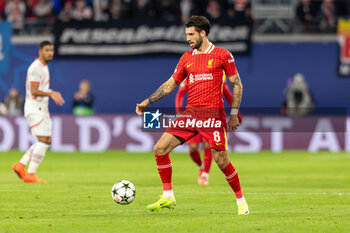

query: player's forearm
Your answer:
[229,73,243,110]
[147,78,178,104]
[147,84,168,104]
[31,89,53,97]
[232,87,242,109]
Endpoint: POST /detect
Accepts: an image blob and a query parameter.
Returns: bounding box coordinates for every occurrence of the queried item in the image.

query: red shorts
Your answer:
[165,113,228,151]
[186,134,203,144]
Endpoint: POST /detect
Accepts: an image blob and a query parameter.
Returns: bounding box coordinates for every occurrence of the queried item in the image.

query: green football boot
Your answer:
[238,202,249,215]
[146,195,176,211]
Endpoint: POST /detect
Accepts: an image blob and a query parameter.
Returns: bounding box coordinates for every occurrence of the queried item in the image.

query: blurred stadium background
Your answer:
[0,0,349,152]
[1,1,350,232]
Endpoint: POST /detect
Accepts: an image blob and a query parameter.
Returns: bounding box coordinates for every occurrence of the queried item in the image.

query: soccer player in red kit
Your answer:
[136,16,249,215]
[176,76,243,186]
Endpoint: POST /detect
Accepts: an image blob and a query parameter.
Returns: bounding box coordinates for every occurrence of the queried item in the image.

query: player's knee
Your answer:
[213,153,229,169]
[215,158,226,168]
[153,143,168,155]
[189,148,197,153]
[39,140,51,146]
[203,141,210,148]
[38,137,51,145]
[189,144,198,153]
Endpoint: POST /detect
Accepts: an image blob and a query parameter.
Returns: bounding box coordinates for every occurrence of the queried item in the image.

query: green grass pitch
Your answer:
[1,150,350,233]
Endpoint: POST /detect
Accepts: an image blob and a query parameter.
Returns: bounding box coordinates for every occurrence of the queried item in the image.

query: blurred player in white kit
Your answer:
[12,41,65,183]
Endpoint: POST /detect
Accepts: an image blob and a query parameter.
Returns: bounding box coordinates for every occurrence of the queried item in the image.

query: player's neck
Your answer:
[196,39,210,54]
[38,57,48,66]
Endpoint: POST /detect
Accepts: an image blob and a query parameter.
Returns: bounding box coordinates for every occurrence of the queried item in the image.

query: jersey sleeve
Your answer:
[175,80,188,113]
[172,53,187,83]
[27,66,42,83]
[222,51,238,77]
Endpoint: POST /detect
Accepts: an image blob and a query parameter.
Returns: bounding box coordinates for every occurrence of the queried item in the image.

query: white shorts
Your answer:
[26,111,52,137]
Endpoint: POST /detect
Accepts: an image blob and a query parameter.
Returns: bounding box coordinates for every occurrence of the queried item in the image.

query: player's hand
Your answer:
[136,100,149,116]
[51,91,65,106]
[228,114,240,131]
[176,111,183,116]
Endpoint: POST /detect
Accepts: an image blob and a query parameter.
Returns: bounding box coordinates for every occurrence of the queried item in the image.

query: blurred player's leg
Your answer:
[27,141,49,174]
[203,147,212,175]
[20,143,36,166]
[188,143,203,171]
[24,113,52,183]
[187,134,204,184]
[147,133,184,211]
[199,141,212,185]
[24,138,50,183]
[12,144,36,179]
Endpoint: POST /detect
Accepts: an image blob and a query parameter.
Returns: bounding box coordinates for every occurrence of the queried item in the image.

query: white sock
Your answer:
[199,164,203,170]
[27,142,50,174]
[236,196,246,204]
[201,172,209,179]
[20,144,36,166]
[163,190,174,200]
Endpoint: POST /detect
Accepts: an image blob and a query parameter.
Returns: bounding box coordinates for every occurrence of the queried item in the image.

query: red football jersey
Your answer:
[176,79,234,112]
[172,43,238,109]
[175,77,243,123]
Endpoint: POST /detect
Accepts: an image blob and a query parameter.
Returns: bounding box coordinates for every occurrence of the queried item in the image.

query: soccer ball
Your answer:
[111,180,136,205]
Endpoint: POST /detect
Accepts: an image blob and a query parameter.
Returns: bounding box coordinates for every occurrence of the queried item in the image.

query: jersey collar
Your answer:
[36,57,47,66]
[192,42,215,55]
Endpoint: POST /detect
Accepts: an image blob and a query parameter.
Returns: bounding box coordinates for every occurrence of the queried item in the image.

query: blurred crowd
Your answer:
[0,88,23,116]
[0,0,252,34]
[0,80,95,116]
[0,0,349,34]
[294,0,349,33]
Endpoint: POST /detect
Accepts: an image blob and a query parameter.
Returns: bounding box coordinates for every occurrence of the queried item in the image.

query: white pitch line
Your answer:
[176,191,350,196]
[0,190,349,196]
[0,190,105,193]
[246,192,350,196]
[308,156,350,161]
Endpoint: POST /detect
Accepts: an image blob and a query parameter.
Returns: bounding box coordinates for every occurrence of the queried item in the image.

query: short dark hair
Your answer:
[185,16,211,36]
[39,41,53,49]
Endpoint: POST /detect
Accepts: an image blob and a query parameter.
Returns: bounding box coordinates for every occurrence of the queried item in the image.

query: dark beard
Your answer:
[193,37,203,50]
[44,57,52,63]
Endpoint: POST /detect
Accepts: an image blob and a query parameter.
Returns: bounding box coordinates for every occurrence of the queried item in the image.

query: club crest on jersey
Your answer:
[207,59,214,68]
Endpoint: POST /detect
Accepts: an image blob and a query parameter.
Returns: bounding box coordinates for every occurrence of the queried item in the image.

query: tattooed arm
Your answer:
[136,77,180,116]
[227,73,243,130]
[228,73,243,109]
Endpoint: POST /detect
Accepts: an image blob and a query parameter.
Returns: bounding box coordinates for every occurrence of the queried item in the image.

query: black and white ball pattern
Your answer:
[111,180,136,205]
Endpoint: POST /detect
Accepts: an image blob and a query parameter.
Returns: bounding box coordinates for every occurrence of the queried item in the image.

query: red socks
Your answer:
[203,148,212,173]
[189,150,202,167]
[221,162,243,199]
[156,154,243,199]
[155,154,172,191]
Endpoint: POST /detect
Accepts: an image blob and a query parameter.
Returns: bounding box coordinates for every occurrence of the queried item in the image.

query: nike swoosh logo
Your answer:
[187,63,193,68]
[159,202,167,206]
[216,143,222,145]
